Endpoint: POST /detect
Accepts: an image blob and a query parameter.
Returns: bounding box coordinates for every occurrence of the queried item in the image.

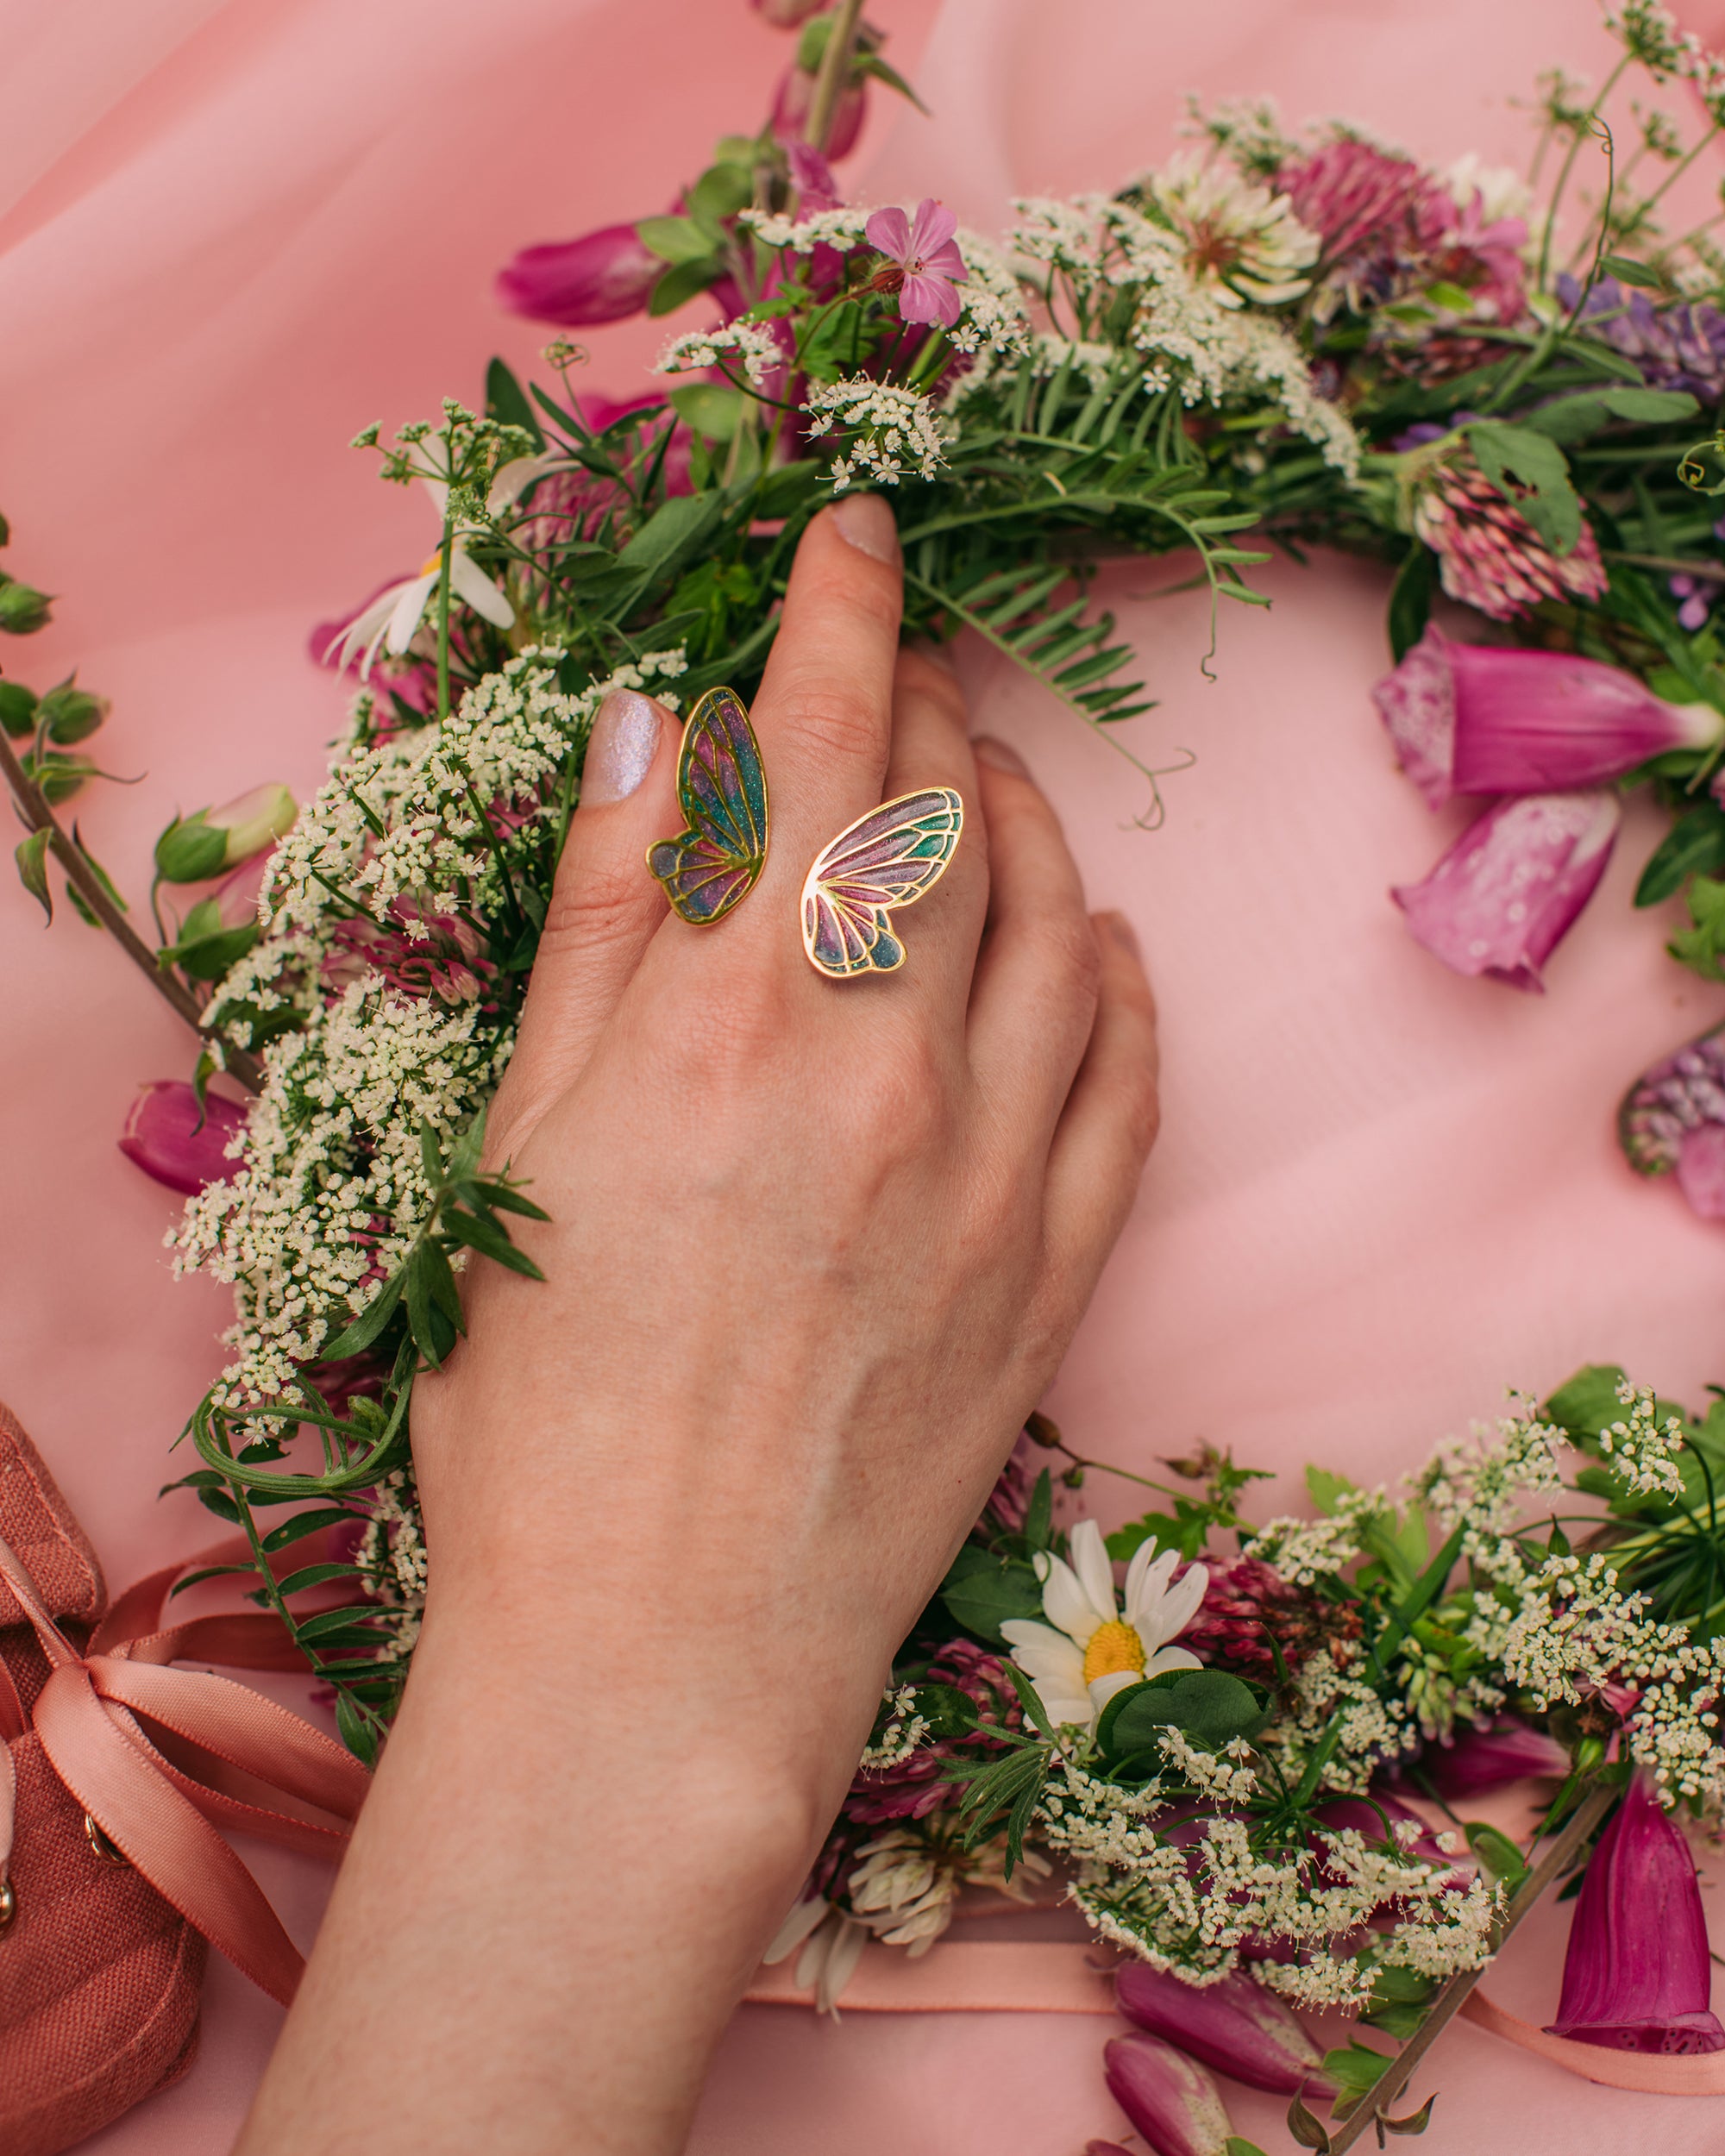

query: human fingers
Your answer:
[486,686,679,1159]
[743,495,903,943]
[1038,911,1160,1296]
[963,740,1101,1147]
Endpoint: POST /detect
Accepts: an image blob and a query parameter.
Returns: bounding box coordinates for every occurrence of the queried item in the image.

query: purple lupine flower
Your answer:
[1620,1024,1725,1219]
[118,1082,248,1196]
[1547,1774,1725,2053]
[1562,276,1725,403]
[495,222,663,326]
[1392,791,1621,993]
[1114,1963,1333,2097]
[1409,1715,1570,1798]
[1374,627,1722,809]
[864,199,969,328]
[1412,460,1609,622]
[1103,2033,1236,2156]
[771,65,865,160]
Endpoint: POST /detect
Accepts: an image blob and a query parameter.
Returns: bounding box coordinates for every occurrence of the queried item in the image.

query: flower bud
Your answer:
[0,578,52,634]
[1102,2032,1236,2156]
[771,66,866,158]
[156,783,297,883]
[1374,628,1724,810]
[495,223,662,327]
[1391,790,1620,993]
[1114,1963,1333,2097]
[118,1082,248,1196]
[36,683,109,745]
[1547,1773,1725,2053]
[0,681,37,737]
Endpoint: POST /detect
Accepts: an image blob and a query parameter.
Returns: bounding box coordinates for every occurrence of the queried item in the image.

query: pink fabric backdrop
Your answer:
[4,0,1724,2147]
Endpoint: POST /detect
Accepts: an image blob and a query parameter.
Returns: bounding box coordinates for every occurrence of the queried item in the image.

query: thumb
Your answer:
[487,686,680,1162]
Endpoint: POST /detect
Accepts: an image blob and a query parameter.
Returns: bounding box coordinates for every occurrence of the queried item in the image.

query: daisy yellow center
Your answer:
[1082,1619,1145,1686]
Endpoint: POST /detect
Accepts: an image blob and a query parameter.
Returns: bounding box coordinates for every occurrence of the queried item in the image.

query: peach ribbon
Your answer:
[0,1528,371,2006]
[746,1940,1725,2095]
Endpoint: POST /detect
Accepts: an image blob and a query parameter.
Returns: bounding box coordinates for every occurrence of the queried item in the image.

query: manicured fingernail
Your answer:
[832,491,900,564]
[1101,910,1140,958]
[583,690,662,805]
[973,735,1027,775]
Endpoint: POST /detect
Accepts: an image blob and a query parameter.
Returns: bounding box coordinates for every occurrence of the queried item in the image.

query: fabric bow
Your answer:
[0,1530,371,2005]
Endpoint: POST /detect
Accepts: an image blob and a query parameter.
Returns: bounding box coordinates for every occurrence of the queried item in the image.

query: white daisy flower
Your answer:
[325,458,568,677]
[1001,1520,1208,1734]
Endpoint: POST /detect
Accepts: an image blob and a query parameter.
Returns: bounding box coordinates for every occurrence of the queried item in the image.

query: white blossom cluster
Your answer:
[656,320,784,391]
[1594,1378,1686,1500]
[804,377,950,490]
[858,1684,930,1771]
[737,204,875,253]
[1245,1486,1390,1584]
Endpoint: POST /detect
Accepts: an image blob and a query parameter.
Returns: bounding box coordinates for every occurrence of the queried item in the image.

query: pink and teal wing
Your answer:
[647,687,769,924]
[800,788,963,976]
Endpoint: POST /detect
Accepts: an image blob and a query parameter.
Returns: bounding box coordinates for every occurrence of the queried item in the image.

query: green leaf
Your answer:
[1388,541,1438,662]
[317,1274,405,1362]
[638,215,718,266]
[1601,253,1664,288]
[687,164,754,226]
[1465,420,1582,555]
[1099,1670,1268,1758]
[334,1689,380,1765]
[292,1603,383,1643]
[1023,1468,1053,1551]
[1226,2142,1273,2156]
[14,826,50,921]
[1306,1466,1358,1516]
[273,1561,361,1599]
[648,256,724,316]
[668,382,747,442]
[485,357,543,448]
[1634,802,1725,906]
[445,1207,545,1279]
[614,490,727,590]
[1465,1821,1530,1890]
[1325,2040,1394,2118]
[1383,2094,1438,2137]
[938,1547,1045,1645]
[1285,2090,1333,2152]
[260,1506,361,1555]
[1545,1363,1630,1438]
[154,812,227,883]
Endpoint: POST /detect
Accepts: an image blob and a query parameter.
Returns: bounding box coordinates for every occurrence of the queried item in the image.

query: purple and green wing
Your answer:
[646,686,768,924]
[800,788,964,977]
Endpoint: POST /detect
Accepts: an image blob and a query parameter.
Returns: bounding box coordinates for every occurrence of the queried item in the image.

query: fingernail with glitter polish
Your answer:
[973,736,1028,776]
[832,491,900,564]
[583,690,662,805]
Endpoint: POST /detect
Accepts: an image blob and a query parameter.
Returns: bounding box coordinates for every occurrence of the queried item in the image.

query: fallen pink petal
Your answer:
[1391,791,1621,992]
[1114,1960,1333,2096]
[1103,2031,1236,2156]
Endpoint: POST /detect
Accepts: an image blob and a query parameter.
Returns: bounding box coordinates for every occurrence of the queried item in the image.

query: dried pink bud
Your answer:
[495,222,662,327]
[1115,1962,1332,2097]
[118,1082,247,1196]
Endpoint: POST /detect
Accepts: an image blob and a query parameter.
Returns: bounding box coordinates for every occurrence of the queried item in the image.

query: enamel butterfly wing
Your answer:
[646,686,768,924]
[800,788,964,978]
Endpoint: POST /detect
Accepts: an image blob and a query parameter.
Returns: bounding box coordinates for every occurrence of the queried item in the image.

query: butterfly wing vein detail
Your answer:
[800,788,964,977]
[646,687,768,924]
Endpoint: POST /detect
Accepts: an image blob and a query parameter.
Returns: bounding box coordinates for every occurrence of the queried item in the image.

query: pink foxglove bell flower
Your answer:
[1114,1962,1333,2097]
[1413,1714,1569,1798]
[1000,1520,1207,1734]
[1391,791,1621,993]
[785,139,840,215]
[494,222,662,326]
[1375,627,1723,810]
[1103,2032,1235,2156]
[1546,1774,1725,2054]
[1620,1025,1725,1220]
[863,199,969,328]
[118,1082,247,1197]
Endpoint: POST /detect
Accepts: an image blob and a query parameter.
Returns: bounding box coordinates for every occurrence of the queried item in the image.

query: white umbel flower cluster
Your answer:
[804,376,950,490]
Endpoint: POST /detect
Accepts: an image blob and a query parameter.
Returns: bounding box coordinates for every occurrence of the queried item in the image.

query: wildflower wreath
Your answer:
[8,1,1725,2147]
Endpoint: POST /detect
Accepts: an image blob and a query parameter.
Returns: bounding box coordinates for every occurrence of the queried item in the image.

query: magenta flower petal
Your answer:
[770,66,865,159]
[786,141,840,213]
[1415,1715,1570,1798]
[494,223,662,327]
[1374,628,1722,811]
[1391,791,1620,993]
[1547,1775,1725,2054]
[898,272,964,328]
[906,197,959,260]
[118,1082,247,1196]
[1114,1963,1332,2096]
[1103,2034,1235,2156]
[864,205,912,260]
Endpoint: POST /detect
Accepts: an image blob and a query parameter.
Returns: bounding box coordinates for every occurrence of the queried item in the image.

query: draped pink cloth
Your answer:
[4,0,1725,2147]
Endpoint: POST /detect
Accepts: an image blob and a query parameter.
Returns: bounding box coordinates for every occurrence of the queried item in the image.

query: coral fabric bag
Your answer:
[0,1403,204,2156]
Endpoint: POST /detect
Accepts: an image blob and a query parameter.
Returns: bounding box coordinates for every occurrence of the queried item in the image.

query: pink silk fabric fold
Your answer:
[6,0,1725,2148]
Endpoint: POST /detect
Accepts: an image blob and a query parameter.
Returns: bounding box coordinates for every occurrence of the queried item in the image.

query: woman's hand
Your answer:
[239,492,1158,2156]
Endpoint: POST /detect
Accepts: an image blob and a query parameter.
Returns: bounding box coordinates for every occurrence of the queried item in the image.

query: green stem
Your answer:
[805,0,864,155]
[1324,1783,1615,2155]
[0,729,265,1091]
[434,511,455,724]
[1537,56,1631,292]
